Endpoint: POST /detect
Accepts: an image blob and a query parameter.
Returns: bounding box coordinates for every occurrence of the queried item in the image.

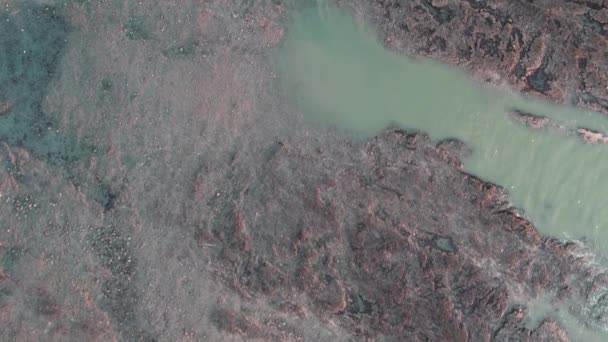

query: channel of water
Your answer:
[276,5,608,339]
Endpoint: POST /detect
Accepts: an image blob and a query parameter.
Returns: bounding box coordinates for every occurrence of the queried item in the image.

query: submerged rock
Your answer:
[509,110,560,130]
[0,102,10,116]
[351,0,608,114]
[577,127,608,144]
[508,110,608,146]
[0,3,93,165]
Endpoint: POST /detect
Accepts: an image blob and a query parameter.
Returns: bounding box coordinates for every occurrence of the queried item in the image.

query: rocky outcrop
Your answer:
[509,109,562,129]
[577,127,608,143]
[195,129,608,340]
[348,0,608,114]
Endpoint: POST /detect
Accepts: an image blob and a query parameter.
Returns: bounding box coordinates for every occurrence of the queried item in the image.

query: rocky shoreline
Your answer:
[197,128,608,340]
[1,0,608,340]
[347,0,608,114]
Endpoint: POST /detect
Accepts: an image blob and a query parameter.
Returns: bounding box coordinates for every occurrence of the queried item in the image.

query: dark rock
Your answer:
[100,78,113,91]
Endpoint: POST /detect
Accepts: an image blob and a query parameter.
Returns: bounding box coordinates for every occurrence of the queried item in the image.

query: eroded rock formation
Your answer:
[195,129,608,340]
[577,127,608,143]
[2,0,608,340]
[348,0,608,114]
[509,109,561,129]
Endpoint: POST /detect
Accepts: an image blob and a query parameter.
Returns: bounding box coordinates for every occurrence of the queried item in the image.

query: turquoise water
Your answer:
[277,5,608,251]
[276,6,608,339]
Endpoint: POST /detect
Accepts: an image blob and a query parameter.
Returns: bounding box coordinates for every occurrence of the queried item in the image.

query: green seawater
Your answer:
[278,5,608,248]
[276,6,608,339]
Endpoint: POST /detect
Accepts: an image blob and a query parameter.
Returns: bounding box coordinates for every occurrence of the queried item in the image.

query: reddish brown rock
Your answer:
[577,127,608,143]
[3,1,608,340]
[509,109,560,129]
[347,0,608,114]
[198,129,608,340]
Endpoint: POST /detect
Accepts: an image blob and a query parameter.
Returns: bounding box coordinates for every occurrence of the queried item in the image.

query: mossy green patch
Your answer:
[123,16,151,40]
[0,3,95,167]
[0,247,25,271]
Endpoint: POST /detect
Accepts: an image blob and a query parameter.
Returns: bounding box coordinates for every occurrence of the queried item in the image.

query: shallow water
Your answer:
[276,5,608,339]
[277,5,608,250]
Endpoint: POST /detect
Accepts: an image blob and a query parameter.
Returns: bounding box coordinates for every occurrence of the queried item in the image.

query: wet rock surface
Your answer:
[347,0,608,114]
